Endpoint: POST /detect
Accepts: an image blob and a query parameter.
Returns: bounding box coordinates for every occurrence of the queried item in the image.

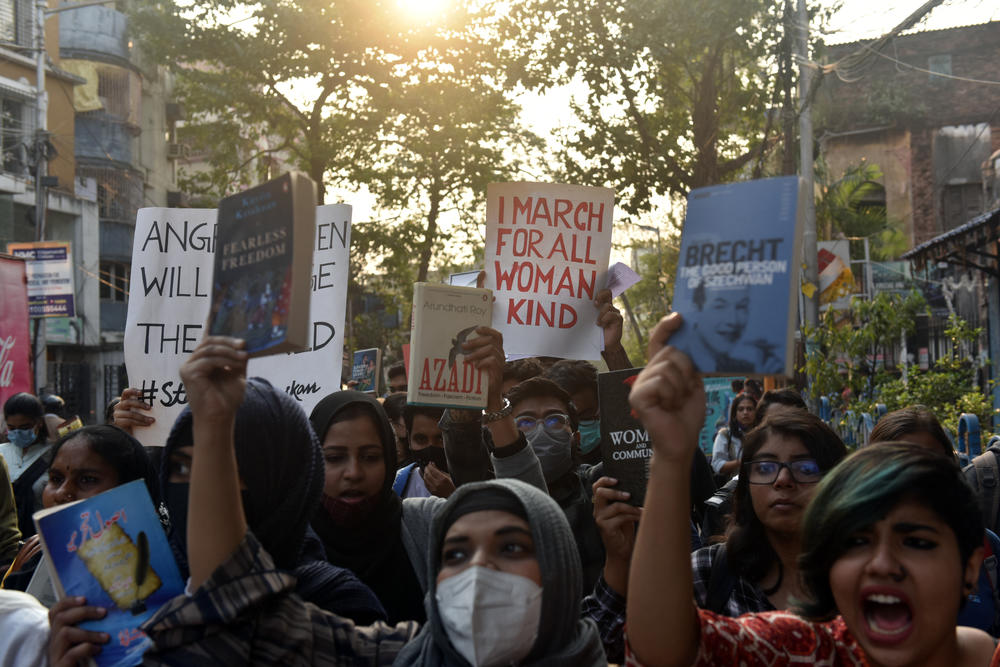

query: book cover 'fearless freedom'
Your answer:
[668,176,806,377]
[208,172,316,357]
[408,283,493,409]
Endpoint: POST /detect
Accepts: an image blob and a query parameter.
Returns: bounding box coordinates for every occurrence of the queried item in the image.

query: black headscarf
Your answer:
[308,390,425,623]
[161,378,387,623]
[162,377,324,570]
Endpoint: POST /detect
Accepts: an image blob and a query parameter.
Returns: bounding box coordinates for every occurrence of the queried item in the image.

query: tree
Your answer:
[132,1,485,203]
[355,33,541,283]
[802,293,992,438]
[495,0,797,215]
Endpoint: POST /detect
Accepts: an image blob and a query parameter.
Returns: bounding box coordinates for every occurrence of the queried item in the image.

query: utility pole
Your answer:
[796,0,818,329]
[30,0,114,392]
[32,0,48,393]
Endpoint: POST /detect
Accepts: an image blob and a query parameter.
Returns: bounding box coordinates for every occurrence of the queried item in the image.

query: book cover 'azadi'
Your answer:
[668,176,805,377]
[598,367,648,506]
[33,480,184,667]
[408,283,493,409]
[208,172,316,357]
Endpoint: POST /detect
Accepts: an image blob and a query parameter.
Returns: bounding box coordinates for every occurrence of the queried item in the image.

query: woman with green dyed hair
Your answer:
[623,313,997,667]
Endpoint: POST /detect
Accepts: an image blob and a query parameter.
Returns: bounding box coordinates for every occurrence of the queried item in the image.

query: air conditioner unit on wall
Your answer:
[166,143,190,160]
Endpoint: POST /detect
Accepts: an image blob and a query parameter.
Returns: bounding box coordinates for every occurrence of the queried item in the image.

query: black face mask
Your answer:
[410,446,448,473]
[166,481,252,564]
[165,482,190,559]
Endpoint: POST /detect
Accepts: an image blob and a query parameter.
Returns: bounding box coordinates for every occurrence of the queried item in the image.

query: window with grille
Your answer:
[99,260,129,302]
[0,0,31,49]
[0,95,27,174]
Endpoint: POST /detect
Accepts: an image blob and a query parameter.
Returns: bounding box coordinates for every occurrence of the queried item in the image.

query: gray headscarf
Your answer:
[392,478,606,667]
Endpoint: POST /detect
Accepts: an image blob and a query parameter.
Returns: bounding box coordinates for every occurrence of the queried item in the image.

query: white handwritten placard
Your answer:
[484,182,614,360]
[124,205,351,446]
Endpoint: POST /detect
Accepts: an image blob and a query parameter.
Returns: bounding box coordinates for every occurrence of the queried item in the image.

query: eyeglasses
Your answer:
[745,459,823,485]
[515,413,571,433]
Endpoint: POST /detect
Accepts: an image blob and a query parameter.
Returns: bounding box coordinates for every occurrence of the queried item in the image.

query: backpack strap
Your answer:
[972,450,1000,533]
[982,531,1000,635]
[705,544,737,615]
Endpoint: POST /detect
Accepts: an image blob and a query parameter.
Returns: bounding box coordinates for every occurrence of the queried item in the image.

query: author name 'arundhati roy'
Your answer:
[219,228,288,270]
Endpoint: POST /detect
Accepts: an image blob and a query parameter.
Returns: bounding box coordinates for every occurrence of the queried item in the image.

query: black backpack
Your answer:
[964,445,1000,534]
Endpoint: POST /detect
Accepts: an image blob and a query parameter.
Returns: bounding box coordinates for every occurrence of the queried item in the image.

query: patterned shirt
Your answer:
[581,575,627,663]
[625,610,867,666]
[691,542,775,617]
[626,610,1000,666]
[142,532,419,666]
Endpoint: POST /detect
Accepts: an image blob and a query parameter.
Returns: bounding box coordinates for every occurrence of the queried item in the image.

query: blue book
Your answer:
[669,176,805,376]
[352,347,381,394]
[33,480,184,667]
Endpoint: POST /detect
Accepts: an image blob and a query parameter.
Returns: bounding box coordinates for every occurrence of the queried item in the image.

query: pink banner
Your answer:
[0,255,33,404]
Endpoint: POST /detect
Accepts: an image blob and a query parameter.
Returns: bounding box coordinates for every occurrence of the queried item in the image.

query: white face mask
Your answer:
[436,565,543,667]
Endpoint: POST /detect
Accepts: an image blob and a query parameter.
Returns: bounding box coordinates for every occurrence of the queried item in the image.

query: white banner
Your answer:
[484,182,614,360]
[124,205,351,446]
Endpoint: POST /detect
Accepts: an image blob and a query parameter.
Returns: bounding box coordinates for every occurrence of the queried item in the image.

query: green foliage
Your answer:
[814,162,907,261]
[617,228,681,363]
[803,290,926,402]
[494,0,833,214]
[804,298,992,438]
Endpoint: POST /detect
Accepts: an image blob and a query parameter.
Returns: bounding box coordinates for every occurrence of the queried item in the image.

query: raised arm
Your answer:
[178,336,249,589]
[595,288,633,370]
[440,326,512,486]
[626,314,705,666]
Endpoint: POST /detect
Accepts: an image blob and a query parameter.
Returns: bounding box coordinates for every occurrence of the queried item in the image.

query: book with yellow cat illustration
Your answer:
[34,480,183,667]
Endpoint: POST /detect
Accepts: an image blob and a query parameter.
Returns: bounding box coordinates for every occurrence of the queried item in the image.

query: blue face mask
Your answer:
[577,419,601,454]
[6,428,37,449]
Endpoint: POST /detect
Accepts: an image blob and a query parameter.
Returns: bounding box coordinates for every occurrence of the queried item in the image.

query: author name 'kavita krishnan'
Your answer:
[220,229,288,271]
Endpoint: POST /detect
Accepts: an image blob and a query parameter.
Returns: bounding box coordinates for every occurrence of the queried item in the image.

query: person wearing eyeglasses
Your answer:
[505,376,606,593]
[691,405,847,616]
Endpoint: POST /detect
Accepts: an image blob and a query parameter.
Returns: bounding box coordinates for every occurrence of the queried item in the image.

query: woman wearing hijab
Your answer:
[158,376,387,624]
[308,327,546,624]
[394,478,606,666]
[128,335,554,665]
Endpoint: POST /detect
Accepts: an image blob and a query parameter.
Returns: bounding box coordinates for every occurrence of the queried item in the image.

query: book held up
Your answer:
[598,367,649,506]
[351,348,382,394]
[33,480,184,667]
[408,283,493,409]
[668,176,806,376]
[207,172,317,357]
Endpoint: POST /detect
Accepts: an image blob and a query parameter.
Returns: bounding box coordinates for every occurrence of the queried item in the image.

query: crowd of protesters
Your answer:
[1,291,1000,666]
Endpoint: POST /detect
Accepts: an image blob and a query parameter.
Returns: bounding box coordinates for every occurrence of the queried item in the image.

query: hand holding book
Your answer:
[179,336,248,425]
[628,314,706,465]
[48,596,110,667]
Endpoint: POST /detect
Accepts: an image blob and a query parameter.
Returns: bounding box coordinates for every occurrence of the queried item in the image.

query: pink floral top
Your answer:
[626,609,1000,666]
[625,610,867,666]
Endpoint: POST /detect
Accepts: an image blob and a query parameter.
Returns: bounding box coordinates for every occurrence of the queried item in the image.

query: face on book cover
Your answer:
[695,285,750,354]
[43,436,120,507]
